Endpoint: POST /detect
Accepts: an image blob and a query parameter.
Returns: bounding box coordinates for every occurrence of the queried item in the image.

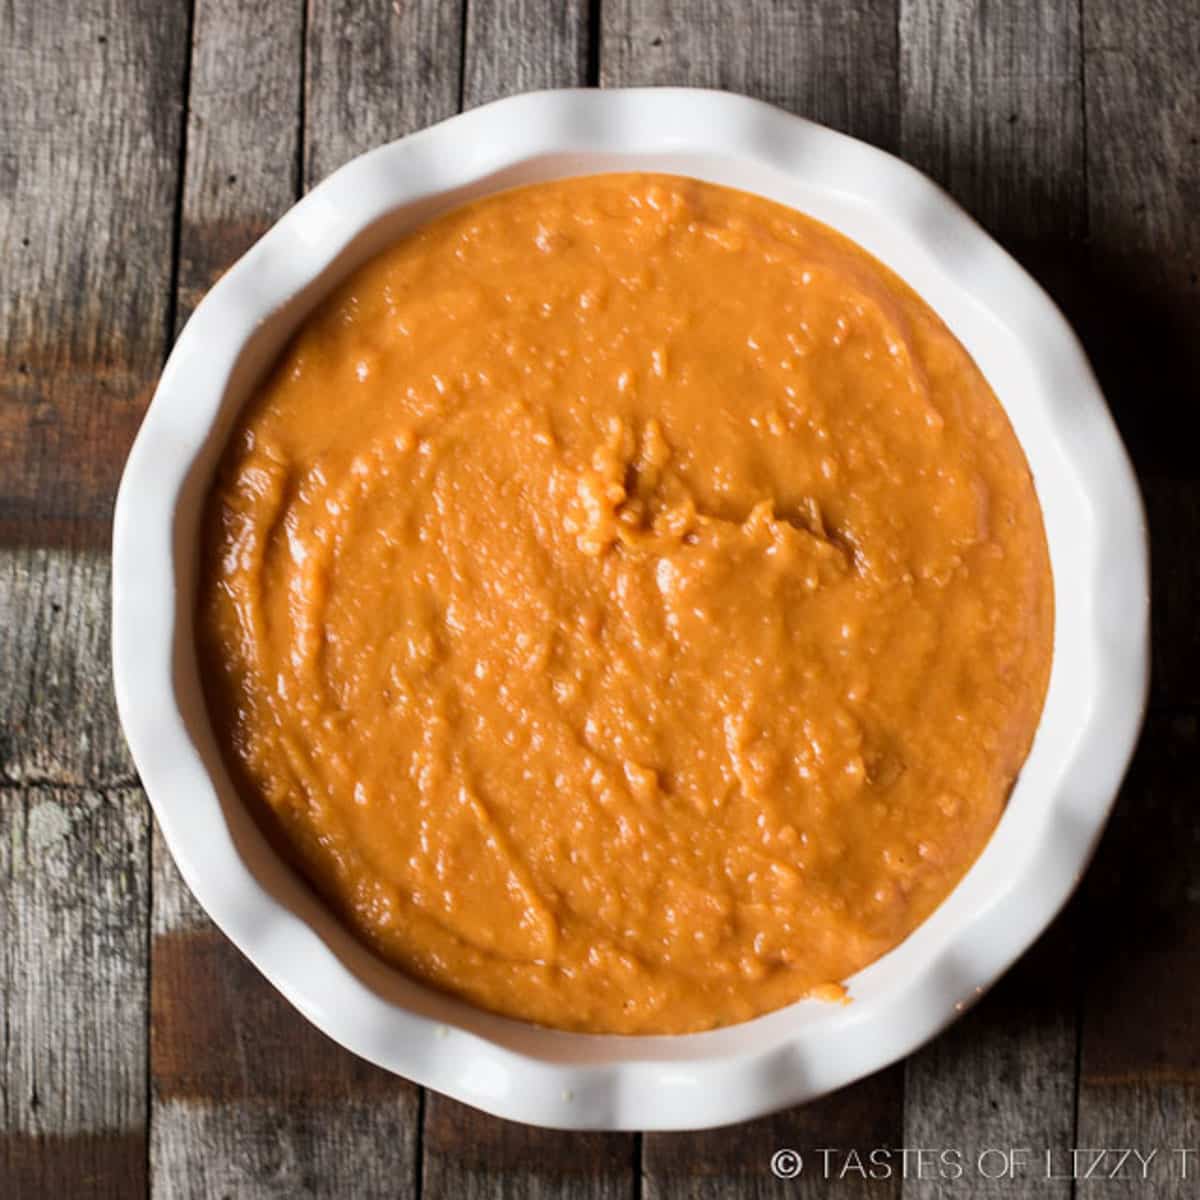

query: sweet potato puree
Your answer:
[198,174,1052,1034]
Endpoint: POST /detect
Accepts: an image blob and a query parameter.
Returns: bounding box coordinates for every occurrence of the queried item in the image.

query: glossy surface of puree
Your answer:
[198,174,1052,1034]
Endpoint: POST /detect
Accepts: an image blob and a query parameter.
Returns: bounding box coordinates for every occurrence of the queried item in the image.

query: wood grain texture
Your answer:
[463,0,590,109]
[151,1100,420,1200]
[0,786,149,1199]
[643,1068,905,1200]
[303,0,465,190]
[175,0,305,330]
[601,0,899,149]
[899,0,1084,244]
[0,549,132,787]
[1076,712,1200,1197]
[421,7,641,1198]
[0,0,188,549]
[898,0,1091,372]
[424,1102,636,1200]
[896,6,1085,1192]
[603,5,903,1193]
[150,839,421,1199]
[1075,5,1199,1185]
[901,924,1077,1199]
[1078,0,1200,488]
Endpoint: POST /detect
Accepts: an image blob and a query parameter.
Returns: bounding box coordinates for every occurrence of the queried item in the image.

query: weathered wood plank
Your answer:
[175,0,305,331]
[0,786,149,1199]
[0,554,135,1189]
[0,0,189,549]
[643,1068,905,1200]
[896,6,1085,1194]
[1077,0,1199,703]
[898,0,1092,382]
[1078,0,1200,486]
[0,548,133,787]
[303,0,465,190]
[151,1100,419,1199]
[600,0,899,149]
[463,0,590,109]
[899,0,1085,247]
[424,1102,637,1200]
[0,8,167,1159]
[150,834,421,1199]
[1075,4,1199,1184]
[1076,712,1200,1197]
[421,6,642,1197]
[603,4,902,1192]
[901,921,1077,1199]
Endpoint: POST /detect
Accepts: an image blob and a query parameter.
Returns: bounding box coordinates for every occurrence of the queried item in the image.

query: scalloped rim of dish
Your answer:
[112,88,1149,1131]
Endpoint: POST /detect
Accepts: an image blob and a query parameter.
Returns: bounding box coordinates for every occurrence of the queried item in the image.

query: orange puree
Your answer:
[197,174,1052,1034]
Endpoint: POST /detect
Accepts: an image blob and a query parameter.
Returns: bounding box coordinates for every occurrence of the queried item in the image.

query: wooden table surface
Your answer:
[2,1,1197,1196]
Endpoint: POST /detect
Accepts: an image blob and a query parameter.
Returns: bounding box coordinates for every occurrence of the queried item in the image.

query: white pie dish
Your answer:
[112,87,1149,1131]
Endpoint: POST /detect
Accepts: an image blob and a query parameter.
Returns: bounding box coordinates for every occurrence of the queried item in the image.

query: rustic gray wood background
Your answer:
[2,0,1196,1196]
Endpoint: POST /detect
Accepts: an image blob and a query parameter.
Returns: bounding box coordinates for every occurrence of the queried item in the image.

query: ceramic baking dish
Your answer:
[112,88,1149,1130]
